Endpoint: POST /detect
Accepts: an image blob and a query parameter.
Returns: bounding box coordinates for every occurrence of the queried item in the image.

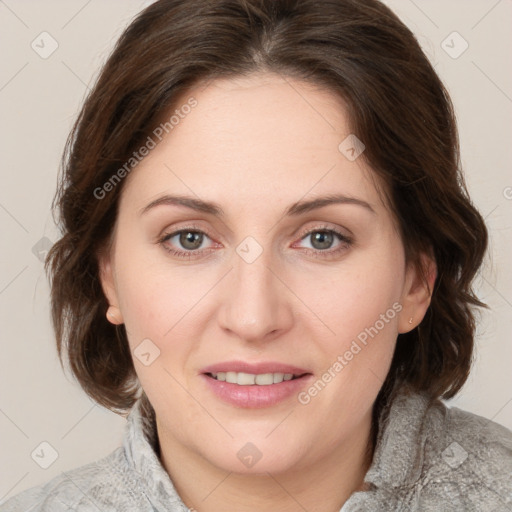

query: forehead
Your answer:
[121,72,384,215]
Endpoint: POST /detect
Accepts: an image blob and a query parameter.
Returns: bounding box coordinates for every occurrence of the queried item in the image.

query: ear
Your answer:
[98,247,124,325]
[398,252,437,334]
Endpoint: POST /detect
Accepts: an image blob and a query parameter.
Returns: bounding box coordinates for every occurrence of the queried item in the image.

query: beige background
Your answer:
[1,0,511,502]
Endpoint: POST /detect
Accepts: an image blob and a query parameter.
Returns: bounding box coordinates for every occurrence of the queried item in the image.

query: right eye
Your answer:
[158,227,218,259]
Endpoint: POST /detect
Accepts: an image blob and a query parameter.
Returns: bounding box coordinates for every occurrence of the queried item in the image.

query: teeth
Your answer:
[210,371,297,385]
[273,372,284,383]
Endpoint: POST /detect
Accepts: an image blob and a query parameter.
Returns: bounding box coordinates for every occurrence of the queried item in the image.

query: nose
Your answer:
[218,242,294,344]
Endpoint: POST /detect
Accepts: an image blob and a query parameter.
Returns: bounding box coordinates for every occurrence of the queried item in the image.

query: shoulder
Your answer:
[365,389,512,511]
[0,448,148,512]
[416,395,512,510]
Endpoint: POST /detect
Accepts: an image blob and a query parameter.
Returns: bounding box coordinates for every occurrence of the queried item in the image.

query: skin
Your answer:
[99,72,436,512]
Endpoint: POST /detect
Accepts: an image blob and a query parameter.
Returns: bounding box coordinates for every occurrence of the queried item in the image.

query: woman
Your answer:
[2,0,511,510]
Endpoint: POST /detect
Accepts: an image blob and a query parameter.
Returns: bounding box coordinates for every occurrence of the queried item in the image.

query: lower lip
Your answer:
[201,373,313,408]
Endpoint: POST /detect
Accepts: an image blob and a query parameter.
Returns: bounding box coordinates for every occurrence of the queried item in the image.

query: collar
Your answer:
[365,387,436,488]
[123,393,187,511]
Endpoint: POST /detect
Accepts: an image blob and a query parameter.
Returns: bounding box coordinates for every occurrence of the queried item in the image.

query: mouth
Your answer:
[200,361,313,408]
[205,371,308,385]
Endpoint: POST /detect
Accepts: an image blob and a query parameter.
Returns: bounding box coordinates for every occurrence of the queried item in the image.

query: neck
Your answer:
[156,411,374,512]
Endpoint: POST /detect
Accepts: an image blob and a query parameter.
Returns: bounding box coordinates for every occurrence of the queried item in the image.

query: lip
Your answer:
[201,360,310,375]
[200,360,313,409]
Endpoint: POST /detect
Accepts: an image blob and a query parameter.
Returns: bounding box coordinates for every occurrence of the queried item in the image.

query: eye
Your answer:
[294,226,353,258]
[158,225,216,259]
[158,224,353,260]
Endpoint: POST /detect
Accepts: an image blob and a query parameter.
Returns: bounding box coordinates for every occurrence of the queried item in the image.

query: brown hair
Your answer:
[46,0,488,415]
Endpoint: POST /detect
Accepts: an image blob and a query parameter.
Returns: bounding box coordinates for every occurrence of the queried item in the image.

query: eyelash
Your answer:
[157,223,353,260]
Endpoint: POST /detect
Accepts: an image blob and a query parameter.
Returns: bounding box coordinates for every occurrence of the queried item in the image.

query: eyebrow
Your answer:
[139,193,376,217]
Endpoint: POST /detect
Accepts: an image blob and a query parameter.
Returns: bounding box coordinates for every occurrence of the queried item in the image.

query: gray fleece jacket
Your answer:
[1,387,511,511]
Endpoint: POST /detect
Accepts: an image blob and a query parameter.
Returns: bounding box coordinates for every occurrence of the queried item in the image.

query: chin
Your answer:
[212,427,316,473]
[210,448,300,476]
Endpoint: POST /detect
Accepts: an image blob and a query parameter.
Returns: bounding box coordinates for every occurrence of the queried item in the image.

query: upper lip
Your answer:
[201,361,311,376]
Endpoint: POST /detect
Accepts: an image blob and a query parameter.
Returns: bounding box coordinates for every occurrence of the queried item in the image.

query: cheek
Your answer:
[112,237,175,342]
[299,240,404,385]
[114,261,199,403]
[303,245,403,338]
[114,245,217,357]
[118,273,190,346]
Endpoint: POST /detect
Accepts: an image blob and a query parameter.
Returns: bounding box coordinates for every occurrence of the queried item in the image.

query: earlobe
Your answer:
[98,250,124,325]
[106,305,123,325]
[398,253,437,334]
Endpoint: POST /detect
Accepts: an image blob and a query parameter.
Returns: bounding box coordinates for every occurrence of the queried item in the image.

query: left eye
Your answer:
[297,229,349,251]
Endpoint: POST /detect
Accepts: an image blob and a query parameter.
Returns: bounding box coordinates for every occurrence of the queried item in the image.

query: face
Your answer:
[100,72,433,476]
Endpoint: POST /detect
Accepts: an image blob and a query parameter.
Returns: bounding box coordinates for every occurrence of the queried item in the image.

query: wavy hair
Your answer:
[46,0,488,415]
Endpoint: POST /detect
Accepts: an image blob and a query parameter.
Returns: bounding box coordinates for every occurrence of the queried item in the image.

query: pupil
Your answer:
[180,231,202,250]
[312,231,333,250]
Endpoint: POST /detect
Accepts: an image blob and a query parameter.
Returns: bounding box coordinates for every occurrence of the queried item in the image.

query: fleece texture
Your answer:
[1,387,511,511]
